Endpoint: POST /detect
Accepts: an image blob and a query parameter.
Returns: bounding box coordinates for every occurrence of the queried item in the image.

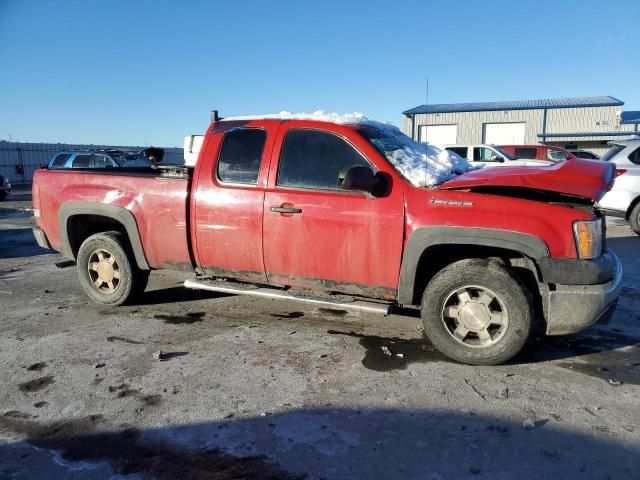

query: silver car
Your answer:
[597,139,640,234]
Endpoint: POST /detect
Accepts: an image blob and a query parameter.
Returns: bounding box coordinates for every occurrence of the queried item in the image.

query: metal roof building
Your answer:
[402,96,639,157]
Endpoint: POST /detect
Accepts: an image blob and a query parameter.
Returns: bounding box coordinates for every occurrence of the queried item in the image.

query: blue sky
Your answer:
[1,0,638,146]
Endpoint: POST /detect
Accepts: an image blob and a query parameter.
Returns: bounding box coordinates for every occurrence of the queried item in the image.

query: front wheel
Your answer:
[421,258,533,365]
[76,231,148,306]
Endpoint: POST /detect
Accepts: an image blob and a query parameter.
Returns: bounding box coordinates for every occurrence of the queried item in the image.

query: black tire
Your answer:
[0,191,7,201]
[629,202,640,236]
[76,231,148,306]
[421,258,533,366]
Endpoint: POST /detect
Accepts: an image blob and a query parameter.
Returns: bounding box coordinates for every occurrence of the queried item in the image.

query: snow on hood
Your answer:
[223,110,475,187]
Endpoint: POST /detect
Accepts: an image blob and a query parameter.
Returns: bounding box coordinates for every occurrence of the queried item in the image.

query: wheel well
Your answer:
[625,195,640,220]
[66,215,127,259]
[411,244,542,312]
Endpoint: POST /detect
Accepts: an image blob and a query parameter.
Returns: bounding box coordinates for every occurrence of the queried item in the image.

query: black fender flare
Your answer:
[397,226,549,305]
[58,202,150,270]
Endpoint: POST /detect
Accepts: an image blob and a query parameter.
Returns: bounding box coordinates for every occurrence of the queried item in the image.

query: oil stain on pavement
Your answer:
[327,330,447,371]
[154,311,206,324]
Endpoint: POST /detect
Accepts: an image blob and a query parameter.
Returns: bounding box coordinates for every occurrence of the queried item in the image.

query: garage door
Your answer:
[418,125,457,146]
[483,123,526,144]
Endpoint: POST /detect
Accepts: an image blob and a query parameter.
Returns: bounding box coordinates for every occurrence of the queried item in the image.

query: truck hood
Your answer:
[439,158,615,202]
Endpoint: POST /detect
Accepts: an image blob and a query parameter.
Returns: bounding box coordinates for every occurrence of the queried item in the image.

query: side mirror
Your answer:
[338,165,389,197]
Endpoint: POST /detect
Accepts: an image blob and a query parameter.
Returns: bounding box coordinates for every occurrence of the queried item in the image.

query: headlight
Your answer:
[573,219,603,259]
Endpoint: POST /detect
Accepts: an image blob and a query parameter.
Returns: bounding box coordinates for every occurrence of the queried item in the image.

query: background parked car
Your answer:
[47,150,155,170]
[596,139,640,234]
[499,144,574,162]
[444,144,553,167]
[0,173,11,200]
[568,149,600,160]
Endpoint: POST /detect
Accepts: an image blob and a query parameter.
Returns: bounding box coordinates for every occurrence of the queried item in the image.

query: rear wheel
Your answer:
[0,191,6,201]
[629,202,640,236]
[76,231,148,305]
[421,258,533,365]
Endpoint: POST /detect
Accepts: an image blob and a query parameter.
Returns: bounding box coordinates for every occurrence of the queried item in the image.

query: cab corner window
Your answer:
[277,129,370,190]
[217,128,266,185]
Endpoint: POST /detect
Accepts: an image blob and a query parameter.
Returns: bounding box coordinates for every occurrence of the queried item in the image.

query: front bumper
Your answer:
[544,249,622,335]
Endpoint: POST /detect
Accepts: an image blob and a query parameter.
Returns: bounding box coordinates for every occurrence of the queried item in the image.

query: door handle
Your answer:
[271,205,302,214]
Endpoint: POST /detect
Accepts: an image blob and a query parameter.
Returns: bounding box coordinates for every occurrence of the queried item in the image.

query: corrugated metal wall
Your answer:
[403,105,638,156]
[404,110,544,145]
[0,142,184,183]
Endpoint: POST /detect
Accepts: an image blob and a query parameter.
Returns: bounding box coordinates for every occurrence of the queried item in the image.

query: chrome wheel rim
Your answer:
[88,248,121,294]
[441,285,509,347]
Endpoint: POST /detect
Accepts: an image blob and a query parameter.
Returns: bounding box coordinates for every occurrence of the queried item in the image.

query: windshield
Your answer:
[491,146,515,160]
[547,149,567,162]
[357,125,474,187]
[600,145,625,163]
[108,152,151,167]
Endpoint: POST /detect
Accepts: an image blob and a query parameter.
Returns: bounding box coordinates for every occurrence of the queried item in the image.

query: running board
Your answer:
[183,279,392,315]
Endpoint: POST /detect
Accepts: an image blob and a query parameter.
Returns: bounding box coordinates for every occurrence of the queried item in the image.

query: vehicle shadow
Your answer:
[0,228,51,259]
[136,285,231,306]
[2,192,32,202]
[0,408,637,479]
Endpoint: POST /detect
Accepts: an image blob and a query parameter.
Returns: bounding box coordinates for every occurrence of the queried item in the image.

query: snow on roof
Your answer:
[222,110,474,187]
[222,110,381,126]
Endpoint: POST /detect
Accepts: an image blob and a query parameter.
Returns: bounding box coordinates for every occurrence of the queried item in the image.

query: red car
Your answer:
[500,144,577,162]
[31,115,621,365]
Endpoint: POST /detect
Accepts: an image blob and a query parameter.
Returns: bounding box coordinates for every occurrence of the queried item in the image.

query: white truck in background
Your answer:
[183,135,204,166]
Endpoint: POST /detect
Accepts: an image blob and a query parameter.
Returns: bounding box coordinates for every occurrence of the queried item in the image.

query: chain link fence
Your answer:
[0,141,184,184]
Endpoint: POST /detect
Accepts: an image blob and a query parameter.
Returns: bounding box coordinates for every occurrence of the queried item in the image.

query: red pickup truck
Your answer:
[32,114,622,365]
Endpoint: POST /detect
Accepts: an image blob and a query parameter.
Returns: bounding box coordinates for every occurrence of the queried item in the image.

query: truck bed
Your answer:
[33,167,194,270]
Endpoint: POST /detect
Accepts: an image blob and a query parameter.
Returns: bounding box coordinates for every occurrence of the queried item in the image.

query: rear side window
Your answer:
[50,153,71,169]
[629,147,640,165]
[93,155,113,168]
[71,155,91,168]
[277,129,370,190]
[217,128,266,184]
[515,148,537,159]
[446,147,468,158]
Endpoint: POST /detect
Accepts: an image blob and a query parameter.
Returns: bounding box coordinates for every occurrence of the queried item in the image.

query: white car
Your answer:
[445,144,553,168]
[596,139,640,234]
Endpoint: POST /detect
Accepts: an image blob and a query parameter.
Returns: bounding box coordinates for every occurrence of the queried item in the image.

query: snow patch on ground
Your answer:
[222,110,475,187]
